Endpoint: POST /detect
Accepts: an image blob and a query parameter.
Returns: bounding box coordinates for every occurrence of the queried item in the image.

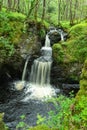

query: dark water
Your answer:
[0,82,56,130]
[0,81,79,130]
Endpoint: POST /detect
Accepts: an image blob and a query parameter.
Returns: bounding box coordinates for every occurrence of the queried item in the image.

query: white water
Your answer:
[22,56,30,81]
[30,34,52,86]
[58,29,64,41]
[23,84,56,101]
[45,34,50,47]
[30,60,52,85]
[60,32,64,41]
[14,34,57,100]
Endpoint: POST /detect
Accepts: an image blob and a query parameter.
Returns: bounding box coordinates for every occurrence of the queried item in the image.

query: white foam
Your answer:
[22,83,56,101]
[41,47,52,51]
[13,81,25,90]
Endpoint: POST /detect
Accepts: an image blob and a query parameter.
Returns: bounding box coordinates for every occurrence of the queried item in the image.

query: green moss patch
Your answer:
[0,10,24,61]
[0,113,8,130]
[53,22,87,63]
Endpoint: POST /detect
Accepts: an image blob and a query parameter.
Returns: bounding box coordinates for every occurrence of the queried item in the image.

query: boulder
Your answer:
[47,27,68,45]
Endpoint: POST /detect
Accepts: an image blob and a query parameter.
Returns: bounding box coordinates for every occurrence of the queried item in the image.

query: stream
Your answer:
[0,29,79,130]
[0,82,56,129]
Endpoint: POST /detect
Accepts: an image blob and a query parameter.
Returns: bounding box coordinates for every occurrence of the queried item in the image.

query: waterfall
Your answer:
[60,31,64,41]
[30,60,51,86]
[45,34,50,47]
[16,34,57,100]
[22,56,30,81]
[30,34,52,86]
[58,29,64,41]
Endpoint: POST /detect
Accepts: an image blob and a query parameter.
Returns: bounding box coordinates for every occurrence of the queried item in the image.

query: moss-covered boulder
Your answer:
[52,22,87,84]
[68,60,87,129]
[76,59,87,98]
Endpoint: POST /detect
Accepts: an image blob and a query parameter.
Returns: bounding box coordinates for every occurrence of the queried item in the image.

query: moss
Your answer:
[52,44,64,63]
[29,125,57,130]
[0,113,7,130]
[68,23,87,63]
[69,23,87,38]
[9,21,24,44]
[80,68,87,80]
[0,10,24,64]
[53,22,87,64]
[76,59,87,99]
[69,60,87,129]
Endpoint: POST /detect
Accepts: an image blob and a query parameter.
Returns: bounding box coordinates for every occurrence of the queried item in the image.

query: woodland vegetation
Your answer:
[0,0,87,24]
[0,0,87,130]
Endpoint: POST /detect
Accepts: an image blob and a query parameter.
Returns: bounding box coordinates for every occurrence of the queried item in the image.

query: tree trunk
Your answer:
[42,0,46,21]
[8,0,12,10]
[73,0,78,23]
[34,0,39,20]
[70,0,73,25]
[17,0,20,12]
[27,0,36,18]
[58,0,61,25]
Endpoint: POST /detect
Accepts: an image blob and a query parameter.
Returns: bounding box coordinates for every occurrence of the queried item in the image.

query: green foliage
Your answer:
[52,44,64,63]
[36,94,87,130]
[73,95,87,129]
[0,113,8,130]
[0,10,24,60]
[37,95,74,130]
[1,8,26,21]
[29,125,55,130]
[0,37,15,57]
[37,114,46,125]
[60,21,71,30]
[7,12,26,21]
[69,23,87,37]
[16,122,26,129]
[16,114,29,130]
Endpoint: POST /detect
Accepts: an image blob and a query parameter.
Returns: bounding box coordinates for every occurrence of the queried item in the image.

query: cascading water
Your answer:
[22,34,56,100]
[60,31,64,41]
[58,29,64,41]
[30,60,52,85]
[30,34,52,86]
[22,56,30,81]
[14,34,57,100]
[45,34,50,47]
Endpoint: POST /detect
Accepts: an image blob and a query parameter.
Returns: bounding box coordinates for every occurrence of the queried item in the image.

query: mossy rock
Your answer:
[72,60,87,129]
[69,23,87,37]
[76,59,87,99]
[53,22,87,64]
[80,68,87,79]
[52,44,64,63]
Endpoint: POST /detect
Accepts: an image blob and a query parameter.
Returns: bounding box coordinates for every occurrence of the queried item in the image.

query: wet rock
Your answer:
[50,62,82,94]
[62,83,79,95]
[47,27,68,45]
